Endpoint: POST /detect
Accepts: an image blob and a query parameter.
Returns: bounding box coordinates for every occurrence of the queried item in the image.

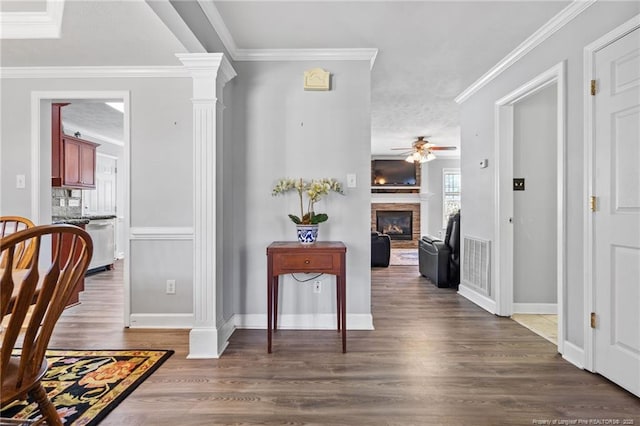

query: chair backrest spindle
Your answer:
[1,224,93,397]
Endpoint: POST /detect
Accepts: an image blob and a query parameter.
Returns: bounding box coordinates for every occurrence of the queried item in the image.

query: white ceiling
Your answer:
[1,0,572,157]
[0,0,186,66]
[211,1,570,156]
[60,101,124,146]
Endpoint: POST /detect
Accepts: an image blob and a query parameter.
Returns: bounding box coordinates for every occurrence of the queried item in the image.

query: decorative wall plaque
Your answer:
[304,68,331,91]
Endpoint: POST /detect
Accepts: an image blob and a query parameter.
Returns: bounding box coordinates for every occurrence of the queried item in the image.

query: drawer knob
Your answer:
[304,259,310,264]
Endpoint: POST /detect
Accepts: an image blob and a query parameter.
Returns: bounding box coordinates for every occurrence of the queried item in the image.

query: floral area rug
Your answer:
[1,349,173,425]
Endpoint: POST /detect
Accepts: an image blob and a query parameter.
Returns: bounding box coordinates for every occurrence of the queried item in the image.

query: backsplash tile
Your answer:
[52,188,82,217]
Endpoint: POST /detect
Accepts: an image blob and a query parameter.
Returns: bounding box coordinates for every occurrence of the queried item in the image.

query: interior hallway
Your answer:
[45,262,639,425]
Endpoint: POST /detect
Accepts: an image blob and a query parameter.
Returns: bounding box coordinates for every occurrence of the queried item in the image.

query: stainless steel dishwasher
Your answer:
[85,218,115,271]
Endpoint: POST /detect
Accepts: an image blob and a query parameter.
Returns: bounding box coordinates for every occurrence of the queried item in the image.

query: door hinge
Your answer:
[590,79,597,96]
[590,195,597,212]
[590,312,597,329]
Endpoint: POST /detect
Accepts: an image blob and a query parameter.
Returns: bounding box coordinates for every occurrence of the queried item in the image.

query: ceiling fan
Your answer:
[391,136,457,163]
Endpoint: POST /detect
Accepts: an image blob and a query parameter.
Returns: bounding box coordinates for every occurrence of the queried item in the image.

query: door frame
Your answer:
[583,13,640,373]
[494,61,567,353]
[30,90,131,326]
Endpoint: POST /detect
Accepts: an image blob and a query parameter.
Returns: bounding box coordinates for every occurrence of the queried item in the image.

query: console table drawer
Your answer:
[275,253,335,272]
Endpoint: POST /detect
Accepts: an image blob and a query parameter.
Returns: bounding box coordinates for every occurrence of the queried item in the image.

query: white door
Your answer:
[593,27,640,397]
[83,154,117,215]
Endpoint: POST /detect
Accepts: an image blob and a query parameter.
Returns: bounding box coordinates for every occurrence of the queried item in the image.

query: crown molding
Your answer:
[0,0,65,39]
[0,66,189,79]
[455,0,597,104]
[197,0,378,69]
[235,48,379,69]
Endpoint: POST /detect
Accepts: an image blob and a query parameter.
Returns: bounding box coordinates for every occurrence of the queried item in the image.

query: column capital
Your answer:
[176,53,237,87]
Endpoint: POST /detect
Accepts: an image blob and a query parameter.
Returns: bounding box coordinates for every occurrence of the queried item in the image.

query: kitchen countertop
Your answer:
[52,217,90,225]
[52,215,116,225]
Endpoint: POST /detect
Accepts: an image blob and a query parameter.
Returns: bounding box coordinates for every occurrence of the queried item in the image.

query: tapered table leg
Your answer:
[274,279,279,332]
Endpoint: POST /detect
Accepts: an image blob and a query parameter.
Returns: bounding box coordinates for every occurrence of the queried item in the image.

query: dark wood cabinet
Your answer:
[51,103,99,189]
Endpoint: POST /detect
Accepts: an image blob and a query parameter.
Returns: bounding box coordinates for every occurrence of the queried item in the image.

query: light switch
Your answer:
[347,173,357,188]
[513,178,525,191]
[16,174,25,189]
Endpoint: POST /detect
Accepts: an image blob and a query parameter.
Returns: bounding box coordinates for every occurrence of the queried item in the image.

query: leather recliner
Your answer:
[419,211,460,288]
[371,231,391,267]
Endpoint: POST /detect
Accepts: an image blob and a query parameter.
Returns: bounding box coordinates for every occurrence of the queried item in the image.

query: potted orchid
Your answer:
[272,177,344,244]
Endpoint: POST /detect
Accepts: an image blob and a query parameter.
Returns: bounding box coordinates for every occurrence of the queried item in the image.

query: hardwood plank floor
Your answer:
[47,262,639,425]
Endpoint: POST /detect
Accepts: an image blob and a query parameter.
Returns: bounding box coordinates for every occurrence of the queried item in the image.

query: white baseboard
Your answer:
[233,313,375,330]
[458,284,496,314]
[218,316,236,352]
[188,327,223,359]
[129,313,193,328]
[513,303,557,314]
[562,340,585,370]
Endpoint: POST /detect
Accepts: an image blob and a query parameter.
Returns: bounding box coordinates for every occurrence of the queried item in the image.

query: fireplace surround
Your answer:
[376,211,413,240]
[371,203,420,248]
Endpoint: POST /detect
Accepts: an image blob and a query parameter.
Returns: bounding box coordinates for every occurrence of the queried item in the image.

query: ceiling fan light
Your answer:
[405,154,414,163]
[425,152,436,162]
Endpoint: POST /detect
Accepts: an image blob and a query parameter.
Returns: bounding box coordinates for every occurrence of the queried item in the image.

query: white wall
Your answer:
[513,83,557,305]
[0,77,194,317]
[459,2,640,348]
[230,60,372,326]
[421,158,460,238]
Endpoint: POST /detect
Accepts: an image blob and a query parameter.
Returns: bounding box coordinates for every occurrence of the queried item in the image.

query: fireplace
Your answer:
[376,211,413,240]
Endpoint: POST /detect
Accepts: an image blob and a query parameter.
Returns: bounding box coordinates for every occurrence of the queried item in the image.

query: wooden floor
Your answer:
[48,262,639,425]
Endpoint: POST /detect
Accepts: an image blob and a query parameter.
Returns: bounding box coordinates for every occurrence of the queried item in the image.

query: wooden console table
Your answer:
[266,241,347,353]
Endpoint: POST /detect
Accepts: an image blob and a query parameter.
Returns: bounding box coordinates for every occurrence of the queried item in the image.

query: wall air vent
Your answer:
[462,236,491,295]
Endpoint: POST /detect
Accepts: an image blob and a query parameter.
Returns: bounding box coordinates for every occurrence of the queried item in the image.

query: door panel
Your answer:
[613,107,640,211]
[593,27,640,397]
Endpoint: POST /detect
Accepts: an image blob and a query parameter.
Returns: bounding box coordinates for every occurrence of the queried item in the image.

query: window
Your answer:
[443,169,461,227]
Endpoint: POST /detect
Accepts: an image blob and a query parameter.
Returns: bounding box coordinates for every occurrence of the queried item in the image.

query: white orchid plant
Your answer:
[272,178,344,225]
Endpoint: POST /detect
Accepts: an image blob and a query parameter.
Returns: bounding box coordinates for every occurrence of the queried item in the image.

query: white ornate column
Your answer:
[177,53,236,358]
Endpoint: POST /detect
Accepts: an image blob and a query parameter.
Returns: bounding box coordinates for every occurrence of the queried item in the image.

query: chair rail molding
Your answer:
[129,227,194,240]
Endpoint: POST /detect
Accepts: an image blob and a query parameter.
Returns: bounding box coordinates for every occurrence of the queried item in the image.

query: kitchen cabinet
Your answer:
[51,103,100,189]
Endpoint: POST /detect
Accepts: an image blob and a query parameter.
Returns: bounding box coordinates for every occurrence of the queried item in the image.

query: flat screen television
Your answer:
[371,159,417,186]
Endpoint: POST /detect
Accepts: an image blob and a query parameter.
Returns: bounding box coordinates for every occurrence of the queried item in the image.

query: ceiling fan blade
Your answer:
[390,147,412,150]
[430,146,457,151]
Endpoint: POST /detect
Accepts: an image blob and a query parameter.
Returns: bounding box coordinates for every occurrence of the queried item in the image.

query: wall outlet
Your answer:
[313,280,321,293]
[59,199,65,207]
[166,279,176,295]
[68,199,81,207]
[16,174,25,189]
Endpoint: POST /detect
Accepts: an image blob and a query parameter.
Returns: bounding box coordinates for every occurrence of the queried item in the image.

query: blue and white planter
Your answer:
[296,224,319,245]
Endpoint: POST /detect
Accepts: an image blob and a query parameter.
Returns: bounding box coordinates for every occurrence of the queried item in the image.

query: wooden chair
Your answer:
[1,224,93,426]
[0,216,36,269]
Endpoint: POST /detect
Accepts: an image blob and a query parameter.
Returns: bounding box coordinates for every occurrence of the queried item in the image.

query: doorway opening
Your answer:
[494,62,566,352]
[31,91,131,326]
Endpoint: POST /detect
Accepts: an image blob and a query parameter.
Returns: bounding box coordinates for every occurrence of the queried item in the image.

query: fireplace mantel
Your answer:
[371,193,431,204]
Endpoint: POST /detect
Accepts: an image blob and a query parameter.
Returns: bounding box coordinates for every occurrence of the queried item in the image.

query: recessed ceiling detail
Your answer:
[0,0,65,39]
